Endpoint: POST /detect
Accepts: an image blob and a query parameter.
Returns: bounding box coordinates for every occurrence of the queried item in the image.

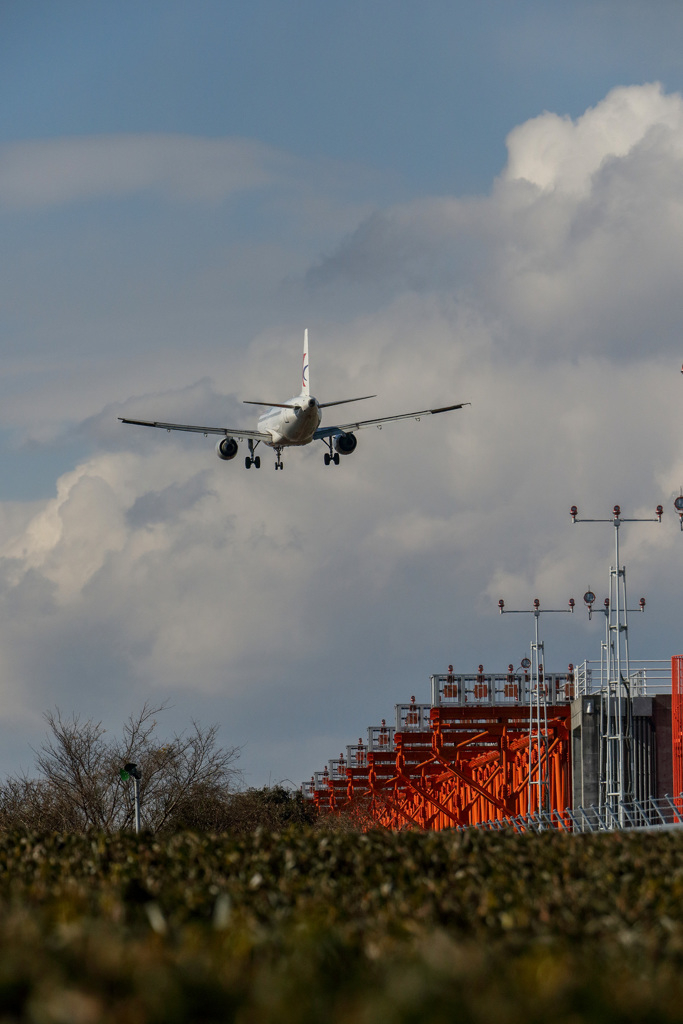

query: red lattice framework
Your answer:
[312,703,571,831]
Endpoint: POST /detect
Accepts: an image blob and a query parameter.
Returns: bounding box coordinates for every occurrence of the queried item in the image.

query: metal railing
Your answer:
[462,795,683,833]
[367,723,395,751]
[575,659,671,697]
[430,672,576,706]
[395,703,432,731]
[346,743,368,768]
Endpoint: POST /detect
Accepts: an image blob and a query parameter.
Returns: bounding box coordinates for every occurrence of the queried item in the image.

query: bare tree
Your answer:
[1,702,242,833]
[0,775,81,832]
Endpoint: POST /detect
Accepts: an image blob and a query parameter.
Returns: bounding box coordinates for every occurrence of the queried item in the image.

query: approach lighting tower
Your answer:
[570,504,661,819]
[498,596,575,813]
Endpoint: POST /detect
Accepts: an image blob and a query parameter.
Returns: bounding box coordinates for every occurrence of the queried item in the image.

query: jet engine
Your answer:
[334,432,357,455]
[215,436,239,461]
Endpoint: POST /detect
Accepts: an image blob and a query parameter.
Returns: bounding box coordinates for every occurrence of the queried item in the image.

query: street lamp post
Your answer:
[120,762,142,833]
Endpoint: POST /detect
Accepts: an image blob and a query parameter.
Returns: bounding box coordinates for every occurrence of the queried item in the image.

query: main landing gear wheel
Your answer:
[245,439,262,469]
[321,434,347,466]
[244,439,262,469]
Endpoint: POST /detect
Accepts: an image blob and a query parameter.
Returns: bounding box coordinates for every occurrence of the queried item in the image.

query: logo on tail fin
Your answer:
[302,328,309,395]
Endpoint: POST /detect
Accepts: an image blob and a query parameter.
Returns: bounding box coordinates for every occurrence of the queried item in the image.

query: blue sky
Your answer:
[1,2,683,791]
[5,2,683,195]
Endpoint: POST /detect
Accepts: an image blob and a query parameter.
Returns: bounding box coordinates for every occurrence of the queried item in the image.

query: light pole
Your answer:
[120,762,142,833]
[498,597,575,813]
[581,587,646,819]
[571,504,660,819]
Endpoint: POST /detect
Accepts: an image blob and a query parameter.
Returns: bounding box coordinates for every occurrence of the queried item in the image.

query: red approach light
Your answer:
[604,598,610,608]
[570,505,578,521]
[508,664,514,673]
[583,590,596,606]
[613,505,621,518]
[498,599,505,611]
[569,598,575,611]
[656,505,664,520]
[533,598,540,609]
[640,597,646,610]
[478,664,484,673]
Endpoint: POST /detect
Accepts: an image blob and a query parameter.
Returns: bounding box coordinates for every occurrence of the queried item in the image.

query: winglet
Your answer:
[302,329,309,397]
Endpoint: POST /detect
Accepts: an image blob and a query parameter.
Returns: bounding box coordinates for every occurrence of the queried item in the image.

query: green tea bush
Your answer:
[0,827,682,1021]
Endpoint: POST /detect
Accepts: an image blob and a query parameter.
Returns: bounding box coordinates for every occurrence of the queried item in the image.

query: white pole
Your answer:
[133,776,141,834]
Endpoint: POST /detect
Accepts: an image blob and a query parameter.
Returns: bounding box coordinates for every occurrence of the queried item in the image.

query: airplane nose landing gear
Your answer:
[274,446,284,470]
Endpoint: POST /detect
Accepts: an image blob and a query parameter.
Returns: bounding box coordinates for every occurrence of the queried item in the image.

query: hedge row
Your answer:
[0,827,682,1022]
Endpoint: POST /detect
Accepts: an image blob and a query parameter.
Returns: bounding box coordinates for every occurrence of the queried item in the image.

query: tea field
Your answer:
[1,826,683,1022]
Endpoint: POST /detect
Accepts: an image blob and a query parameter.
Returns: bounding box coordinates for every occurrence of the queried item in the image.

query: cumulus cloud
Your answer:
[310,83,683,361]
[503,82,683,196]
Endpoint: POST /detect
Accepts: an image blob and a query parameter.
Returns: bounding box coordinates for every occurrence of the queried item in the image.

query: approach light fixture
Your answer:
[675,494,683,530]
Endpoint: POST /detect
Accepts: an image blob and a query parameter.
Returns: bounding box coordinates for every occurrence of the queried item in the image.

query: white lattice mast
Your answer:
[498,597,575,813]
[571,503,660,818]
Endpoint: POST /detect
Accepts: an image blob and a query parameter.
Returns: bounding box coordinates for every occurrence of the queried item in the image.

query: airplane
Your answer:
[119,330,470,470]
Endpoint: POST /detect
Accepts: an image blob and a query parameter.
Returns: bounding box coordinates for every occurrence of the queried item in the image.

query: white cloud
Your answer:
[311,83,683,362]
[503,83,683,196]
[0,135,293,209]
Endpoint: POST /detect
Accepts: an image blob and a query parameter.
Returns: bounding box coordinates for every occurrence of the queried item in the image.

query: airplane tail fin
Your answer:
[302,329,310,397]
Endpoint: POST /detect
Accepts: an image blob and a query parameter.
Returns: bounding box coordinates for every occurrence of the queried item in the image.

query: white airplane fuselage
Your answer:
[258,395,321,447]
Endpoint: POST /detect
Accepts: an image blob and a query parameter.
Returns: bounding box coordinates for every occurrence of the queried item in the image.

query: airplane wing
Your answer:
[313,402,470,439]
[119,418,271,441]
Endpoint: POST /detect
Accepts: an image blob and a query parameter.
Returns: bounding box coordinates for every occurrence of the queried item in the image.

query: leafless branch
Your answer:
[1,703,241,833]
